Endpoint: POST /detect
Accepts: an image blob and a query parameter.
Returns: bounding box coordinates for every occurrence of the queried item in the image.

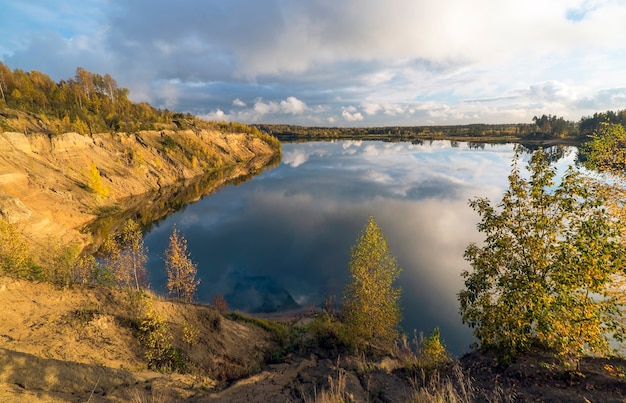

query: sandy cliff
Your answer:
[0,129,278,249]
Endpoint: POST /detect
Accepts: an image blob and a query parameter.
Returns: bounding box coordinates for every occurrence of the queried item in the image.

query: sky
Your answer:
[1,0,626,127]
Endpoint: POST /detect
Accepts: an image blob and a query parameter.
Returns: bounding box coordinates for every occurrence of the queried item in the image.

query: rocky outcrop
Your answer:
[0,129,279,250]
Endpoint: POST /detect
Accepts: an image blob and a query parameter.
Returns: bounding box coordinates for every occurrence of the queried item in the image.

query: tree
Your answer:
[580,122,626,175]
[87,162,109,198]
[579,122,626,317]
[343,216,402,350]
[458,149,625,362]
[100,219,148,290]
[164,226,199,302]
[0,216,31,278]
[0,62,12,104]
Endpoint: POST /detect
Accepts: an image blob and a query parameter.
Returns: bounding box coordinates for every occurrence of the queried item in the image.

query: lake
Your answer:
[143,140,578,356]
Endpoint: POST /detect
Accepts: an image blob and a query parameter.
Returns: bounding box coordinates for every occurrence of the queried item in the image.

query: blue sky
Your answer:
[1,0,625,126]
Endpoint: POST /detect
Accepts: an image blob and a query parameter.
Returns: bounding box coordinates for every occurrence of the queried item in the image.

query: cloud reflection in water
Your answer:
[144,140,576,355]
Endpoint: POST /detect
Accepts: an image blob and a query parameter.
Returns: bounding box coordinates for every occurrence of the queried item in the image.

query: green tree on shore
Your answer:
[100,219,148,290]
[0,216,30,278]
[343,216,402,350]
[459,149,625,362]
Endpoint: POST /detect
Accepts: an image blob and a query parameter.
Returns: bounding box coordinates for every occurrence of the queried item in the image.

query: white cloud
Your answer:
[280,96,308,114]
[341,106,363,122]
[225,0,626,78]
[3,0,626,126]
[153,80,182,110]
[282,150,310,167]
[200,108,226,121]
[365,170,393,184]
[253,96,308,116]
[361,102,382,115]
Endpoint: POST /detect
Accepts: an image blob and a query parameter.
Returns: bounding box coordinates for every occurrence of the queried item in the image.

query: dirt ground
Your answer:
[0,277,275,402]
[461,349,626,402]
[2,276,626,402]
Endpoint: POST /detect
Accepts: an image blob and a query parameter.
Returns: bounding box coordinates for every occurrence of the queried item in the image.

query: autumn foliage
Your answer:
[164,227,199,302]
[343,216,402,350]
[459,149,626,362]
[0,216,31,278]
[100,219,149,290]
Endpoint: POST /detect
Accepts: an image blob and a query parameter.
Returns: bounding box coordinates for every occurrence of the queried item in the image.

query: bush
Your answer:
[309,313,346,350]
[213,294,229,314]
[398,328,452,374]
[459,149,626,362]
[87,162,109,198]
[0,216,31,278]
[138,300,185,373]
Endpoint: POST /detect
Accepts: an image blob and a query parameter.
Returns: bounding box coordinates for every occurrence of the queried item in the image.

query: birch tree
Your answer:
[164,226,199,302]
[343,216,402,350]
[100,219,148,290]
[459,149,625,362]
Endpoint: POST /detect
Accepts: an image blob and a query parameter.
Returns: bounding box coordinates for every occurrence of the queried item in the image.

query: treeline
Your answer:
[579,109,626,136]
[255,123,537,142]
[257,110,626,142]
[0,63,169,134]
[0,63,280,152]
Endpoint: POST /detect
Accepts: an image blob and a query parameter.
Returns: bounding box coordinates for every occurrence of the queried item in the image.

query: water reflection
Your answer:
[143,140,578,355]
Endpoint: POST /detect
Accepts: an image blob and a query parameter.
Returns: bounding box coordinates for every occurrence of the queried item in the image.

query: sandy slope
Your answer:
[0,129,277,250]
[2,277,626,402]
[0,277,274,402]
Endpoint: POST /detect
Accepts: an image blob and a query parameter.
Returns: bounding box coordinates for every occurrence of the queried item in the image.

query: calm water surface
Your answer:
[143,140,577,355]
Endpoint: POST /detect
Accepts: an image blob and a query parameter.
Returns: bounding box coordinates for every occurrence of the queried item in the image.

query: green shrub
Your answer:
[0,216,31,278]
[138,300,185,373]
[398,328,452,374]
[309,313,344,349]
[459,149,626,362]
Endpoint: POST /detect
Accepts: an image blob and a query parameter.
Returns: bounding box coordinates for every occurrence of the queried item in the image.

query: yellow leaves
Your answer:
[87,162,109,199]
[164,226,199,302]
[604,364,625,379]
[99,219,148,290]
[581,123,626,175]
[459,148,626,361]
[343,216,402,351]
[0,216,31,278]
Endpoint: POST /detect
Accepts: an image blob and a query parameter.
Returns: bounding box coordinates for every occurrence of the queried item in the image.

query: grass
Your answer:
[302,358,355,403]
[397,328,453,374]
[226,311,290,347]
[409,362,474,403]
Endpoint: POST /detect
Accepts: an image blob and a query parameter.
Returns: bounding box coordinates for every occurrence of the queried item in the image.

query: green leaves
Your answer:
[459,149,625,361]
[99,219,149,290]
[343,216,402,351]
[580,123,626,175]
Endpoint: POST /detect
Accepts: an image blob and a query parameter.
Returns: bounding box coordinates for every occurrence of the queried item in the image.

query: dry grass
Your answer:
[409,362,474,403]
[127,388,170,403]
[304,358,355,403]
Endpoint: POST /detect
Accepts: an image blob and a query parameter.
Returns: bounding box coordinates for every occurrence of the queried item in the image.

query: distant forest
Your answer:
[256,111,626,142]
[0,61,624,144]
